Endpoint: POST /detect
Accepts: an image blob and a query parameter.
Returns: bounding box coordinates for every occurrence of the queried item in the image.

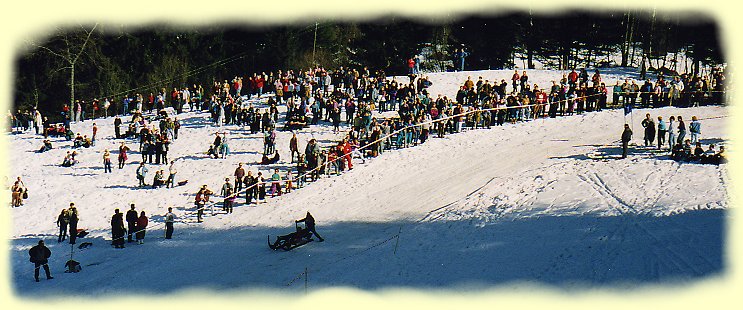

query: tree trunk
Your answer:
[70,63,75,122]
[587,48,593,68]
[621,12,631,67]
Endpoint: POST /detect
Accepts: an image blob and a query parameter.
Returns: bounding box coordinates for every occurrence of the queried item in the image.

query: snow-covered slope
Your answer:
[5,69,729,296]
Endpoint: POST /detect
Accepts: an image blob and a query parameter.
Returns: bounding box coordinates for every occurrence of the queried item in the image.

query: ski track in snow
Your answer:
[5,68,730,295]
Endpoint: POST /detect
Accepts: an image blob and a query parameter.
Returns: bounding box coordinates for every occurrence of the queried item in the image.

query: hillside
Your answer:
[6,69,729,296]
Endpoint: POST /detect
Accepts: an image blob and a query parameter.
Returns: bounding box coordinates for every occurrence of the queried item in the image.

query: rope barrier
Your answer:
[220,86,733,207]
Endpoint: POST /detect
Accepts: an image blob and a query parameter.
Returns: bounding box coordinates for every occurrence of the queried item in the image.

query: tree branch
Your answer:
[72,23,98,64]
[26,40,70,62]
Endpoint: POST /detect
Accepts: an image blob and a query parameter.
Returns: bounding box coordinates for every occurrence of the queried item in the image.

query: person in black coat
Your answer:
[111,209,126,248]
[296,212,324,242]
[125,204,138,243]
[641,113,656,147]
[68,204,79,245]
[243,171,258,205]
[56,208,69,243]
[114,116,122,139]
[29,240,53,282]
[621,124,633,159]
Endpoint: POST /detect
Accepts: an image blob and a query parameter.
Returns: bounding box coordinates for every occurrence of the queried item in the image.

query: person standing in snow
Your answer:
[219,133,230,159]
[164,207,175,239]
[194,185,212,223]
[103,149,112,173]
[289,132,299,162]
[257,172,266,203]
[220,178,234,213]
[234,163,245,192]
[621,124,633,159]
[641,113,656,147]
[136,163,148,187]
[126,204,138,243]
[68,204,79,245]
[243,171,258,205]
[457,49,469,72]
[657,116,667,150]
[270,168,282,197]
[114,116,122,139]
[56,208,69,243]
[118,142,130,169]
[90,122,97,143]
[28,240,53,282]
[296,212,324,242]
[135,211,148,244]
[173,117,181,140]
[689,116,701,145]
[166,160,177,188]
[677,115,686,145]
[111,209,126,248]
[667,116,677,152]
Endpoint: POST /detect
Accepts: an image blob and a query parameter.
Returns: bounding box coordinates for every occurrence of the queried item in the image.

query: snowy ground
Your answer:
[4,69,730,298]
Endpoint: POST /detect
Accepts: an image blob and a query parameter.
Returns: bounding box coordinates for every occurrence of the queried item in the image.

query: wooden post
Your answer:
[393,226,402,255]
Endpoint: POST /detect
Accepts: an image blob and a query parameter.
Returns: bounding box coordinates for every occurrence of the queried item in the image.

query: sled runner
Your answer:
[268,223,314,251]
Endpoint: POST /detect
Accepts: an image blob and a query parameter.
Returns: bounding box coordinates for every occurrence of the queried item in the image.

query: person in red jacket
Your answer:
[407,58,415,75]
[342,137,353,170]
[135,211,148,244]
[568,69,578,87]
[256,75,265,97]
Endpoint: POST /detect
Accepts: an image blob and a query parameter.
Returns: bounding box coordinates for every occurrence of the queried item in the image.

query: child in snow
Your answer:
[270,168,282,197]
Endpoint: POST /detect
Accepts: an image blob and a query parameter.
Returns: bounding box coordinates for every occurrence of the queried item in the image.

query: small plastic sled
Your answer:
[268,223,314,251]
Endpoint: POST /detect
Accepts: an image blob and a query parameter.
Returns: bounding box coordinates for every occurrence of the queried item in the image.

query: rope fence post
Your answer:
[304,266,308,295]
[393,226,402,256]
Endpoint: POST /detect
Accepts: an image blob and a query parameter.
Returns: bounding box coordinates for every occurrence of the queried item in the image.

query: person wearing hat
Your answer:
[29,240,53,282]
[621,123,633,159]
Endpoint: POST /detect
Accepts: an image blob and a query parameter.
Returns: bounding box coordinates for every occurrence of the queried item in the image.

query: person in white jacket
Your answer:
[166,160,177,188]
[34,110,43,135]
[164,207,176,239]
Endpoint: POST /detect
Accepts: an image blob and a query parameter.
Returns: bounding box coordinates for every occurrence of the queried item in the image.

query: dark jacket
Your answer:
[641,119,655,134]
[296,213,316,230]
[622,128,633,143]
[29,244,51,264]
[111,213,125,233]
[126,209,138,224]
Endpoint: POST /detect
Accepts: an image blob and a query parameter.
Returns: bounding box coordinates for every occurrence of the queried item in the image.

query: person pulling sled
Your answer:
[268,212,324,251]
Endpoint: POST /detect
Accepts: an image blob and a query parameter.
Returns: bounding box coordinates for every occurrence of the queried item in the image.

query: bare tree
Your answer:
[27,24,98,121]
